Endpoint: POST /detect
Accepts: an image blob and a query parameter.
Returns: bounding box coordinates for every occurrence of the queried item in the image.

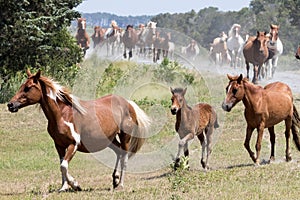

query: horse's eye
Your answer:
[225,86,229,93]
[232,88,238,95]
[24,86,30,92]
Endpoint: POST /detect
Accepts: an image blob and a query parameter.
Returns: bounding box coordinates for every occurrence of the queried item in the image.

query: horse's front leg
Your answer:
[254,123,265,165]
[244,126,256,163]
[56,144,81,192]
[174,132,194,170]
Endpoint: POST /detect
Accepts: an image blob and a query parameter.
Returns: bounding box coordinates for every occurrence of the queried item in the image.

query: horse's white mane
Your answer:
[229,24,241,37]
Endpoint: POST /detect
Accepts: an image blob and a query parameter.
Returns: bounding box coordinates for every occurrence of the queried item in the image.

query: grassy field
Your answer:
[1,57,300,199]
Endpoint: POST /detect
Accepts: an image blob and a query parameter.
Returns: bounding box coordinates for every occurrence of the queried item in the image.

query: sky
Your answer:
[75,0,251,16]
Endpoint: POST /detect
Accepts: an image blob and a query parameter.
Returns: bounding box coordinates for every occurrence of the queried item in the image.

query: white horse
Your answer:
[227,24,244,68]
[264,24,283,79]
[104,20,122,57]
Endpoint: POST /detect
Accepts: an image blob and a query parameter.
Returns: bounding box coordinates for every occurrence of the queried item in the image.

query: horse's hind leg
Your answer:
[284,117,292,161]
[197,133,207,169]
[110,138,122,188]
[268,126,276,162]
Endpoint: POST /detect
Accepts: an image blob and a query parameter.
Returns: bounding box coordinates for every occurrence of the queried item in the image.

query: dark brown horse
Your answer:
[170,87,219,170]
[222,74,300,165]
[243,31,269,84]
[7,70,151,191]
[153,30,170,63]
[75,18,90,56]
[91,25,105,49]
[122,25,138,60]
[296,44,300,59]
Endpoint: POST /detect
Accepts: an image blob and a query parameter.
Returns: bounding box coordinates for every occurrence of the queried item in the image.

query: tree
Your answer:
[0,0,83,77]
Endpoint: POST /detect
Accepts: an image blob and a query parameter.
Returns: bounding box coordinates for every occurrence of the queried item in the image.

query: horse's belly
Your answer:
[79,133,115,153]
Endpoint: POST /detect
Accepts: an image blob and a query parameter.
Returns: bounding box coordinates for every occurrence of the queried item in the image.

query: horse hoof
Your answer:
[114,185,124,191]
[74,185,82,192]
[286,156,292,162]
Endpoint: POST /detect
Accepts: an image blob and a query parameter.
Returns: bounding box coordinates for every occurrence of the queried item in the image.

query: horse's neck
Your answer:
[242,81,263,110]
[176,101,192,120]
[40,90,65,125]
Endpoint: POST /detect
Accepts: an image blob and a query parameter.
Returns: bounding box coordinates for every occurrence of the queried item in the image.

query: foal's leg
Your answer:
[268,126,276,162]
[244,126,256,163]
[254,124,265,165]
[197,132,207,169]
[205,127,214,170]
[284,117,292,161]
[174,133,194,170]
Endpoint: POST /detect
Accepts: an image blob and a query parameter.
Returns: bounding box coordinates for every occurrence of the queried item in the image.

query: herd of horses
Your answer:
[5,19,300,191]
[76,18,176,62]
[209,24,285,84]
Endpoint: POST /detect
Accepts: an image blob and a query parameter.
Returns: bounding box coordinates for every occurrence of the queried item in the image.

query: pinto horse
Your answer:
[222,74,300,165]
[264,24,283,79]
[227,24,245,68]
[295,44,300,59]
[170,87,219,170]
[243,31,269,84]
[122,25,138,60]
[75,18,90,56]
[7,70,151,191]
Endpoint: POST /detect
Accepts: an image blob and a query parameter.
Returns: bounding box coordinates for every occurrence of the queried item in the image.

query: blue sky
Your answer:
[75,0,251,16]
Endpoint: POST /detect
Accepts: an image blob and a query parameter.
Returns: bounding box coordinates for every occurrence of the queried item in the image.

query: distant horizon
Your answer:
[75,0,251,17]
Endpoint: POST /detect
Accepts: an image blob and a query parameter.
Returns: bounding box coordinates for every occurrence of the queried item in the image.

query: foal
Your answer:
[170,87,219,170]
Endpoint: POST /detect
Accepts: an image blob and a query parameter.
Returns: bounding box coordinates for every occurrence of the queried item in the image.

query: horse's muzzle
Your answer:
[170,108,177,115]
[221,102,232,112]
[296,54,300,60]
[7,102,20,112]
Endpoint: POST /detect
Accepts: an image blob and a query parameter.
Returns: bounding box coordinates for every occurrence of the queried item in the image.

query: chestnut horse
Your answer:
[295,44,300,59]
[243,31,269,84]
[91,26,106,49]
[170,87,219,170]
[222,74,300,165]
[75,18,90,56]
[7,70,151,191]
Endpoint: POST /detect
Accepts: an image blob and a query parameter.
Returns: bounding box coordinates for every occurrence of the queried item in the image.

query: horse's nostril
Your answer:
[7,102,13,108]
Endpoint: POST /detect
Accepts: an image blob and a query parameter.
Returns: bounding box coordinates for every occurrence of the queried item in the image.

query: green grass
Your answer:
[1,56,300,199]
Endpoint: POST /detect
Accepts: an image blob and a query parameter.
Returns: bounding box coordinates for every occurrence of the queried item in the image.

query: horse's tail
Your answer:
[292,104,300,151]
[127,100,151,158]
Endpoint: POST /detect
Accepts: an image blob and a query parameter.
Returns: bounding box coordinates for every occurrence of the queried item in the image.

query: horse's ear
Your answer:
[26,69,32,77]
[183,88,187,95]
[170,87,174,94]
[227,74,234,80]
[256,31,259,36]
[237,74,243,84]
[33,70,41,83]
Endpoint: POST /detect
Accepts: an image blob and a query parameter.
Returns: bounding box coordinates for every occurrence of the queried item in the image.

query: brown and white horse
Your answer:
[7,70,151,191]
[75,18,90,56]
[209,32,230,66]
[263,24,283,79]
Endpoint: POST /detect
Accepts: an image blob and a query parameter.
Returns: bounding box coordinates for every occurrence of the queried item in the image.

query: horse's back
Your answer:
[194,103,217,128]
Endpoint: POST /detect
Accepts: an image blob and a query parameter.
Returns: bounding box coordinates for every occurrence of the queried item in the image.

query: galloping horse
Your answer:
[105,20,122,56]
[75,18,90,56]
[7,69,151,191]
[136,21,156,58]
[91,26,106,49]
[182,40,200,61]
[264,24,283,79]
[122,25,138,60]
[227,24,245,68]
[153,30,171,63]
[209,32,230,66]
[170,87,219,170]
[222,74,300,165]
[296,44,300,59]
[243,31,269,84]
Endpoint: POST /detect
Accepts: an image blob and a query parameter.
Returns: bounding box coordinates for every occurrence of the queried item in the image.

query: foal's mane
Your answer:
[38,76,86,115]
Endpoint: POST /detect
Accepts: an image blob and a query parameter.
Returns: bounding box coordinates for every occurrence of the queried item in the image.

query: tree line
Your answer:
[152,0,300,55]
